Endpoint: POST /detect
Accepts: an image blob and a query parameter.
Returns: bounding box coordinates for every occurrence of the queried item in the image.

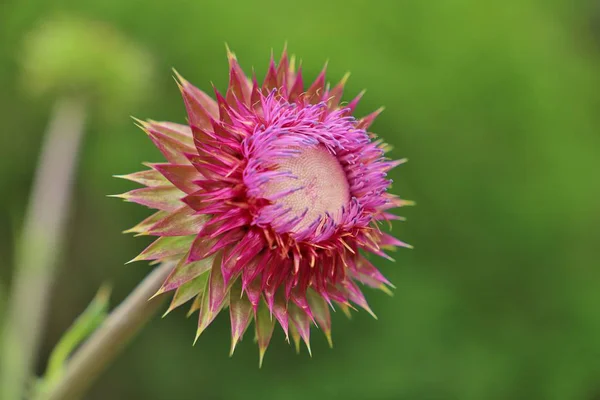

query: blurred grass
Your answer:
[1,0,600,399]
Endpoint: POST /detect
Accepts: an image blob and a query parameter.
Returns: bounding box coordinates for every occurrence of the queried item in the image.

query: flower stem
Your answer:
[0,97,86,400]
[42,262,173,400]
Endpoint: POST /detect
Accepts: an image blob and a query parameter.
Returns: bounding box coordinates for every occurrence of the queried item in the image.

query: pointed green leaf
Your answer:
[44,285,111,383]
[131,236,194,263]
[143,120,196,164]
[336,301,353,319]
[289,303,312,356]
[195,254,227,342]
[112,186,184,211]
[163,271,210,317]
[151,163,201,193]
[154,253,214,296]
[289,321,301,354]
[147,120,194,146]
[272,289,289,340]
[187,292,203,317]
[307,289,332,347]
[207,253,227,315]
[194,277,210,343]
[114,169,167,187]
[147,206,208,236]
[123,211,169,235]
[229,279,252,356]
[256,299,275,367]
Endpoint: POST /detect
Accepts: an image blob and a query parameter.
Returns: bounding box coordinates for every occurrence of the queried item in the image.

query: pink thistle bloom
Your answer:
[115,47,412,365]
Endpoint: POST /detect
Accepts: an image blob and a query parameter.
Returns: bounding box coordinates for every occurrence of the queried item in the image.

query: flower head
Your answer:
[115,47,412,364]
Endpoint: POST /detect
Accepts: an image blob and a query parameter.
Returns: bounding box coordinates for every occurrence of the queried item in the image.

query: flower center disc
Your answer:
[263,144,350,233]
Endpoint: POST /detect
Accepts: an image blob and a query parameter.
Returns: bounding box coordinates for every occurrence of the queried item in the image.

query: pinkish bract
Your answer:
[115,47,412,365]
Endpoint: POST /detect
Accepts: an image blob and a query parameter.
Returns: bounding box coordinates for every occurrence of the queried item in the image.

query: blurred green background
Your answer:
[1,0,600,399]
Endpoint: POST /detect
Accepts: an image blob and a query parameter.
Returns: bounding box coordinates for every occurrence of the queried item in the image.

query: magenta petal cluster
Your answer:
[115,47,411,364]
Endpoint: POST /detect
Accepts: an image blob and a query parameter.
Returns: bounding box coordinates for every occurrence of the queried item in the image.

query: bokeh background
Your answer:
[1,0,600,399]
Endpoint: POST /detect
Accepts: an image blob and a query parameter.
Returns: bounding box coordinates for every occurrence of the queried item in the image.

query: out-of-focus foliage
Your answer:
[20,15,154,115]
[1,0,599,399]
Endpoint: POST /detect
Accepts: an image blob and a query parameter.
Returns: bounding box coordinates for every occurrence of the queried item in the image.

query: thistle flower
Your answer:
[115,47,411,365]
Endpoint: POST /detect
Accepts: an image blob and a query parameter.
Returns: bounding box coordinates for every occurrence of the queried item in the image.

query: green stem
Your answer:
[42,262,173,400]
[0,97,87,400]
